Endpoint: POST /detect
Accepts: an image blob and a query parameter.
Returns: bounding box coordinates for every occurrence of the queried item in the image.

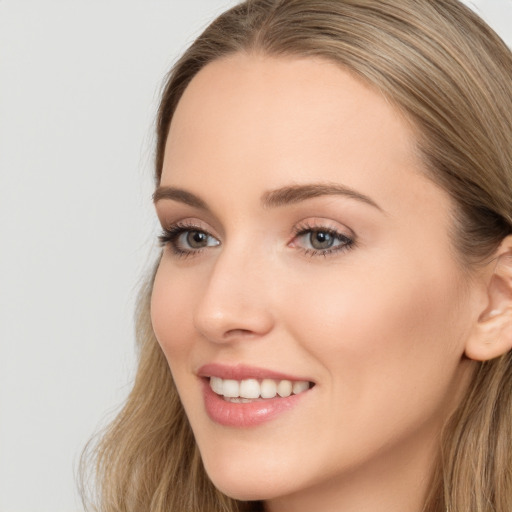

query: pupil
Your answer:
[311,231,333,250]
[187,231,207,248]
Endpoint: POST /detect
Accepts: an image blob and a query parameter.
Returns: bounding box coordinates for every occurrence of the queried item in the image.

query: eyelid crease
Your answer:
[292,218,356,242]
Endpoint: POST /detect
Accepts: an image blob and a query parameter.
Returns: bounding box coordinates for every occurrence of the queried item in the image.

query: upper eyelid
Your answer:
[154,201,222,234]
[159,217,356,238]
[160,217,355,241]
[154,185,379,236]
[163,224,221,245]
[292,218,355,237]
[294,224,350,235]
[291,227,354,245]
[161,218,218,235]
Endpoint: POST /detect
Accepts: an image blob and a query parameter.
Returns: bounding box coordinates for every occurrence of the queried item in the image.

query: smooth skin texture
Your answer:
[151,54,492,512]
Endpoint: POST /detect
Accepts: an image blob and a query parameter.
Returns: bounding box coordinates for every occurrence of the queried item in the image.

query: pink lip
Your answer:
[197,363,311,382]
[197,363,314,428]
[201,380,308,427]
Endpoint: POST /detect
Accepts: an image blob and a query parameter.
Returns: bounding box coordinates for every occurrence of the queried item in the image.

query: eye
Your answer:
[179,230,216,249]
[305,230,339,250]
[159,224,220,257]
[290,223,355,257]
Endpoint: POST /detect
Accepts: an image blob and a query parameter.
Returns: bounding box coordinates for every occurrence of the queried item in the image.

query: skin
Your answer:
[150,54,486,512]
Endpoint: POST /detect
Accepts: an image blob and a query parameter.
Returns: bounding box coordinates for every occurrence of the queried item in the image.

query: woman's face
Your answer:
[151,54,480,509]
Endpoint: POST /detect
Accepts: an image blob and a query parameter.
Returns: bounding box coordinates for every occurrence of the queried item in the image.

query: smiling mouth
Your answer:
[208,376,314,402]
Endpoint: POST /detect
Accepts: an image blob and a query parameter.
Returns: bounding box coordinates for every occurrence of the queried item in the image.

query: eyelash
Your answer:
[158,222,219,258]
[158,221,355,258]
[291,222,355,258]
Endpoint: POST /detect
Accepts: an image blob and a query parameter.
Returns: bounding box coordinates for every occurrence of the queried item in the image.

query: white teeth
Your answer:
[222,379,240,398]
[209,377,311,400]
[260,379,277,398]
[277,380,292,398]
[240,379,260,399]
[292,380,310,394]
[210,376,223,395]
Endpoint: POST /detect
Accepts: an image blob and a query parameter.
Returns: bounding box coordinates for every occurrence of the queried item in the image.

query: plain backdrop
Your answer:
[0,1,511,511]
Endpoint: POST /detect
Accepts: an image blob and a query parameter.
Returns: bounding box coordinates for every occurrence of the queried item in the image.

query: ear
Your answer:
[465,235,512,362]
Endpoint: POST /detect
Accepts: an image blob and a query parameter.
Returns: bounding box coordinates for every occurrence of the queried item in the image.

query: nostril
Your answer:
[223,328,258,339]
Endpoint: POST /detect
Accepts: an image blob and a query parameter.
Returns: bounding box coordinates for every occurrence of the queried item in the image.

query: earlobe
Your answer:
[465,236,512,362]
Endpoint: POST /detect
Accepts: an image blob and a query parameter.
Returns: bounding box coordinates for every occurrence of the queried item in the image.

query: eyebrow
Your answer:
[153,186,208,209]
[261,183,383,211]
[153,183,383,212]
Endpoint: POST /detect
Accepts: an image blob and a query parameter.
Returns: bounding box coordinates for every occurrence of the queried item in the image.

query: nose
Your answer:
[192,245,275,344]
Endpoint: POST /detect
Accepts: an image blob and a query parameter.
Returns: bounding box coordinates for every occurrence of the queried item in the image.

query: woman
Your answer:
[81,1,512,511]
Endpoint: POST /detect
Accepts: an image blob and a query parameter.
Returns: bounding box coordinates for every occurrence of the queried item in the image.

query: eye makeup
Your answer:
[288,220,356,258]
[158,217,356,260]
[158,221,220,258]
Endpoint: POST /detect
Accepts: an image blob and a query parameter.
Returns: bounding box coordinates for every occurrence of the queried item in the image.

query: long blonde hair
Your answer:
[81,1,512,511]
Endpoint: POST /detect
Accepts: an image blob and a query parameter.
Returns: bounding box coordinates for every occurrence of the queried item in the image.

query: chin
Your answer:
[201,453,293,502]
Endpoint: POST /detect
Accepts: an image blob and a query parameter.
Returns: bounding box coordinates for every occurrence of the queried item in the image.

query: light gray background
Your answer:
[0,1,510,511]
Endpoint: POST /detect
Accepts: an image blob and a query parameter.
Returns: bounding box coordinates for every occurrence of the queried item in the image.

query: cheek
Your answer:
[287,258,469,416]
[150,261,197,359]
[291,265,459,349]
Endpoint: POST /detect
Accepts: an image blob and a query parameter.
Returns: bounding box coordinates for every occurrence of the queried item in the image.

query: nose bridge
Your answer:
[193,237,275,343]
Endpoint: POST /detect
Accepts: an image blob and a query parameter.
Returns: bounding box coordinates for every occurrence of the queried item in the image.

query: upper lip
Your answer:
[197,363,313,382]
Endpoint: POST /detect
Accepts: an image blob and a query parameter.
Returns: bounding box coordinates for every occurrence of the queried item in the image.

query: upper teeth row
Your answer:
[209,377,310,399]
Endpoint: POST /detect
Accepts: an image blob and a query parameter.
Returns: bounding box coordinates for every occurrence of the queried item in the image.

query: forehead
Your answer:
[161,53,450,221]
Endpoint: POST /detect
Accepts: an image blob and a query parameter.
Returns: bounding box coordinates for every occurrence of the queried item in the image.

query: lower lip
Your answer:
[202,379,308,427]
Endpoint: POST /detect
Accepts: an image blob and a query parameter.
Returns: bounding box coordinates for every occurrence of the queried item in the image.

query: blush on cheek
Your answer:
[300,263,462,371]
[150,269,191,354]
